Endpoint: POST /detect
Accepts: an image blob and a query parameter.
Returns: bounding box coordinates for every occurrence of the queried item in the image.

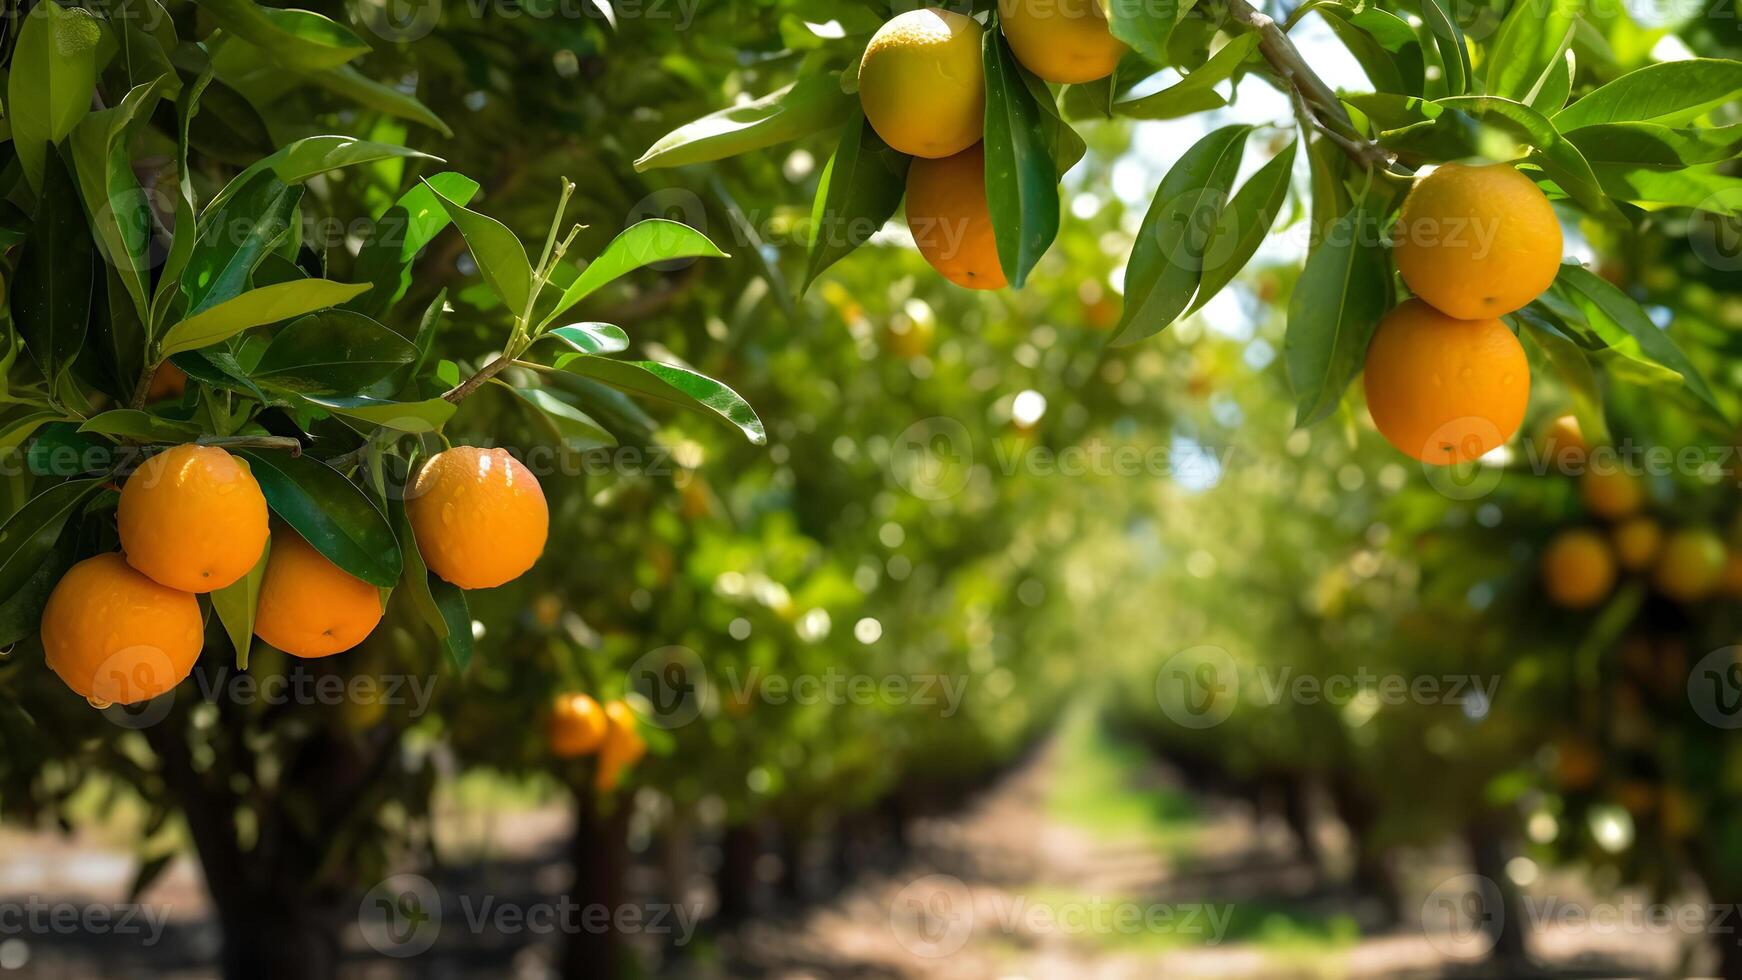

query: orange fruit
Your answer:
[42,554,203,705]
[1653,527,1727,603]
[117,444,270,593]
[906,144,1008,291]
[1392,162,1563,319]
[858,9,985,159]
[253,533,383,658]
[998,0,1127,84]
[145,363,187,402]
[1536,414,1588,473]
[1541,529,1617,609]
[595,699,648,792]
[1362,299,1529,464]
[548,692,609,758]
[1580,467,1645,520]
[407,447,549,590]
[1552,738,1602,791]
[1611,517,1663,572]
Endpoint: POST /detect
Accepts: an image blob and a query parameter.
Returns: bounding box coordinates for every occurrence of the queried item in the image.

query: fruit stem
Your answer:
[195,435,304,454]
[1226,0,1401,173]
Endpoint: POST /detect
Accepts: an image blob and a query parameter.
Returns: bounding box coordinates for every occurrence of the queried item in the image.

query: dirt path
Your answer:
[724,725,1695,979]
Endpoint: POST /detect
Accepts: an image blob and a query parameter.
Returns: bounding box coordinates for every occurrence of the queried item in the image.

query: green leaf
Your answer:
[8,1,107,192]
[1485,0,1581,105]
[0,514,83,648]
[508,386,619,451]
[555,356,766,445]
[0,478,107,598]
[1553,59,1742,132]
[428,184,534,318]
[302,395,457,433]
[634,74,853,171]
[1418,0,1471,97]
[201,137,439,219]
[1319,3,1424,96]
[305,64,452,136]
[14,154,97,385]
[1566,122,1742,167]
[544,323,631,356]
[539,220,726,329]
[78,410,202,441]
[211,540,270,669]
[1105,0,1183,64]
[1190,139,1297,314]
[1553,264,1725,418]
[158,280,372,358]
[348,173,480,319]
[1115,34,1258,118]
[154,63,215,327]
[1284,204,1392,427]
[389,491,471,670]
[426,577,474,671]
[1112,125,1250,344]
[1019,68,1087,176]
[1435,95,1615,219]
[192,0,370,70]
[803,114,911,293]
[1515,308,1610,446]
[182,171,303,315]
[1585,163,1742,213]
[983,32,1062,289]
[252,310,418,394]
[235,450,402,587]
[69,80,166,323]
[1529,49,1575,115]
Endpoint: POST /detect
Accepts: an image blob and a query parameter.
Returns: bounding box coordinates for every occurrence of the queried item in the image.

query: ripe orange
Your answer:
[1580,467,1645,520]
[42,553,203,704]
[906,144,1008,291]
[1393,162,1563,319]
[595,700,648,792]
[1552,738,1602,791]
[998,0,1127,84]
[146,363,188,402]
[548,692,609,758]
[1611,517,1662,572]
[1541,529,1617,609]
[1362,299,1529,464]
[1536,414,1588,473]
[253,533,383,658]
[407,447,549,590]
[858,9,985,159]
[117,444,270,593]
[1653,527,1727,603]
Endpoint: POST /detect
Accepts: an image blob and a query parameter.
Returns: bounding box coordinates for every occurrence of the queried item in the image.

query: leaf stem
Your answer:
[196,434,303,454]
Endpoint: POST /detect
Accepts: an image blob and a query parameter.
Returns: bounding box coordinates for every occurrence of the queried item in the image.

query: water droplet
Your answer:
[441,502,456,526]
[87,695,113,710]
[1503,373,1516,386]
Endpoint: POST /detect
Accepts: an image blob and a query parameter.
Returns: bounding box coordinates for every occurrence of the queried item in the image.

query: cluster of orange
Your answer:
[1537,417,1742,608]
[857,4,1124,289]
[1364,164,1563,465]
[42,445,548,706]
[547,693,647,790]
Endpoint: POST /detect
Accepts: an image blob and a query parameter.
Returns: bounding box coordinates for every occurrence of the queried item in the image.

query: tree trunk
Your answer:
[1280,772,1325,876]
[1329,775,1401,927]
[218,903,343,979]
[562,784,631,980]
[714,823,763,925]
[1465,815,1531,969]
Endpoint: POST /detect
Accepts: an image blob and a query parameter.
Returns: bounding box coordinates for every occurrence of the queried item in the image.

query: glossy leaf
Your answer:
[540,220,727,329]
[803,115,911,293]
[428,184,534,318]
[388,491,471,670]
[8,1,106,191]
[1105,0,1183,64]
[193,0,370,70]
[1554,264,1724,417]
[235,450,402,586]
[79,410,202,441]
[1418,0,1470,96]
[348,173,481,319]
[1553,59,1742,132]
[509,386,619,450]
[13,155,96,384]
[634,74,853,171]
[0,479,107,598]
[158,280,373,358]
[211,541,270,669]
[983,32,1061,289]
[302,395,457,433]
[1485,0,1581,105]
[1566,122,1742,167]
[1190,139,1297,314]
[204,137,439,216]
[1116,34,1258,119]
[556,356,766,445]
[1113,125,1250,344]
[1435,96,1615,219]
[69,80,166,323]
[252,310,419,394]
[544,323,631,356]
[182,171,303,315]
[1284,204,1392,427]
[306,65,452,136]
[1319,4,1424,97]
